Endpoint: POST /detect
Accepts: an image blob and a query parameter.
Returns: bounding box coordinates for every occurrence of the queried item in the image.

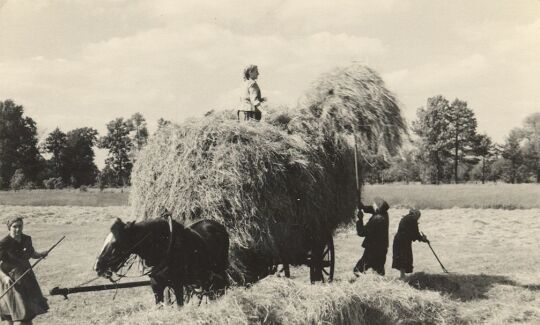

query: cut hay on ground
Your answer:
[116,275,463,325]
[130,63,407,282]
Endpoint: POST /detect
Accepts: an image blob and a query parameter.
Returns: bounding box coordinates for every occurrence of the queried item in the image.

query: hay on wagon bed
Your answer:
[131,116,356,282]
[297,64,406,155]
[130,63,406,282]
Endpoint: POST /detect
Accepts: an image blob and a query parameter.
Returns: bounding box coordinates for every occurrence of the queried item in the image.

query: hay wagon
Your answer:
[263,221,335,283]
[130,63,406,286]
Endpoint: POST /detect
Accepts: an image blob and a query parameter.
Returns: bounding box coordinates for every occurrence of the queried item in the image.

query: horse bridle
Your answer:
[104,215,174,282]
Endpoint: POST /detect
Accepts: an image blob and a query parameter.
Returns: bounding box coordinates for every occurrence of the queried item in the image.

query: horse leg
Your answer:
[150,277,166,305]
[283,264,291,278]
[213,271,228,297]
[172,282,184,307]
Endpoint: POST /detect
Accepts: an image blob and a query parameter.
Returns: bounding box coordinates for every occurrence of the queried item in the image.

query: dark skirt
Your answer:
[392,235,414,273]
[239,109,262,121]
[354,248,387,276]
[0,263,49,321]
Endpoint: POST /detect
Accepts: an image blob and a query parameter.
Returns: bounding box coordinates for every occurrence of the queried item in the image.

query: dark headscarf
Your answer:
[373,197,389,213]
[408,208,421,218]
[6,216,23,230]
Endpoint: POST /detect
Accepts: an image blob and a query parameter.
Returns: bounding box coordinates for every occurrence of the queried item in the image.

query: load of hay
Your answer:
[118,276,463,325]
[130,63,406,283]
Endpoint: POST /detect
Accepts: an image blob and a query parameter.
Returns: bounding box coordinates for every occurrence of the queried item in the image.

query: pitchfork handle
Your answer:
[0,236,66,300]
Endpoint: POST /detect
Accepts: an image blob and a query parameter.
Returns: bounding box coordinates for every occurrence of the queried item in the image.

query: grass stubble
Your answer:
[1,205,537,324]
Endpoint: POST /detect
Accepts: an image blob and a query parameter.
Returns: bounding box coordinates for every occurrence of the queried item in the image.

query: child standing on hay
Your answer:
[392,208,429,279]
[354,198,390,276]
[240,64,266,121]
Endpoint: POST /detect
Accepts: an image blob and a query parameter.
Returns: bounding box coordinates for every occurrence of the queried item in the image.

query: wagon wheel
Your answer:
[309,236,335,283]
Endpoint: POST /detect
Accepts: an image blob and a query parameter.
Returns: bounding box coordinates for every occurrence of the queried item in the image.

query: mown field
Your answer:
[362,183,540,209]
[0,188,129,207]
[0,184,538,324]
[1,183,538,209]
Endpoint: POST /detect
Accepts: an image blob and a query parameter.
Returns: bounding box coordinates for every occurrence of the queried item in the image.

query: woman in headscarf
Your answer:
[240,64,266,121]
[0,217,49,325]
[392,208,429,279]
[353,197,390,276]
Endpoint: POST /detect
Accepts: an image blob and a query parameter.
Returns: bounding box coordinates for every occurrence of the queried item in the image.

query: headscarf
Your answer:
[373,197,389,213]
[409,208,421,219]
[6,216,23,230]
[243,64,258,81]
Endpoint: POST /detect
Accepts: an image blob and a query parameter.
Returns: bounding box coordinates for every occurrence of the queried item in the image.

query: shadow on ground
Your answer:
[405,272,540,301]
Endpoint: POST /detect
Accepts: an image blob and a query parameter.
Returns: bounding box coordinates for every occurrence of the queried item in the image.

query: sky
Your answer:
[1,0,540,167]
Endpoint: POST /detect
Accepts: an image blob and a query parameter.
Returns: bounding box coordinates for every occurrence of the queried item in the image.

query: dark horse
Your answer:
[94,215,229,306]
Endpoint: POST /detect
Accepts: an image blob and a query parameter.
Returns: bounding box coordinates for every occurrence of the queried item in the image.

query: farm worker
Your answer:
[0,217,49,325]
[392,208,429,279]
[240,64,266,121]
[353,197,390,276]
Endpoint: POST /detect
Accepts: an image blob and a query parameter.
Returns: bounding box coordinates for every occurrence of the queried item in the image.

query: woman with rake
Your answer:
[0,217,49,325]
[392,208,429,279]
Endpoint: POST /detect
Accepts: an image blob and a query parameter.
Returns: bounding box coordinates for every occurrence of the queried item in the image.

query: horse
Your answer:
[94,215,230,306]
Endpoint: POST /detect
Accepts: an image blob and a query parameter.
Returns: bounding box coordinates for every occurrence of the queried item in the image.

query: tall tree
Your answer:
[0,100,43,188]
[446,99,477,183]
[127,113,149,151]
[472,133,494,184]
[381,148,420,184]
[521,112,540,182]
[501,129,524,184]
[412,95,451,184]
[99,118,133,187]
[43,128,68,178]
[64,127,99,187]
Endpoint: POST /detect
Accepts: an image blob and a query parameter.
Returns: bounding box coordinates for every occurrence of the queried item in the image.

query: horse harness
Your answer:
[109,215,175,281]
[140,214,175,277]
[68,216,175,295]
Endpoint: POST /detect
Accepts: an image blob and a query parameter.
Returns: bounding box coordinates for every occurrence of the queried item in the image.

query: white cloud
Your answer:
[384,54,489,97]
[1,18,385,141]
[2,0,540,160]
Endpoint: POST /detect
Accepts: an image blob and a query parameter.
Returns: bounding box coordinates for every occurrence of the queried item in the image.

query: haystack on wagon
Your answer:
[130,64,406,284]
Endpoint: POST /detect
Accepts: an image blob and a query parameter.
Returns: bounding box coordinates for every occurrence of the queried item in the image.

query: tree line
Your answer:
[0,99,161,190]
[1,97,538,190]
[362,95,540,184]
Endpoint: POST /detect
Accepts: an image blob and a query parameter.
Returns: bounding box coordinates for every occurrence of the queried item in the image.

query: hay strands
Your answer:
[421,232,449,273]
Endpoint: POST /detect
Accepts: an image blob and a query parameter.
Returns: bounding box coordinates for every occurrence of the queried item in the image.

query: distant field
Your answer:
[3,206,537,324]
[363,183,540,209]
[0,183,538,210]
[0,188,129,206]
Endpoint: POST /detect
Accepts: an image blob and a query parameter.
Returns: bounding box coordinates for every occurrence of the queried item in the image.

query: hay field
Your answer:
[1,205,538,324]
[0,183,537,209]
[0,189,129,207]
[363,184,540,209]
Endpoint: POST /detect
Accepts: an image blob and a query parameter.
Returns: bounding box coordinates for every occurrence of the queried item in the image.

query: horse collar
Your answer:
[151,215,175,273]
